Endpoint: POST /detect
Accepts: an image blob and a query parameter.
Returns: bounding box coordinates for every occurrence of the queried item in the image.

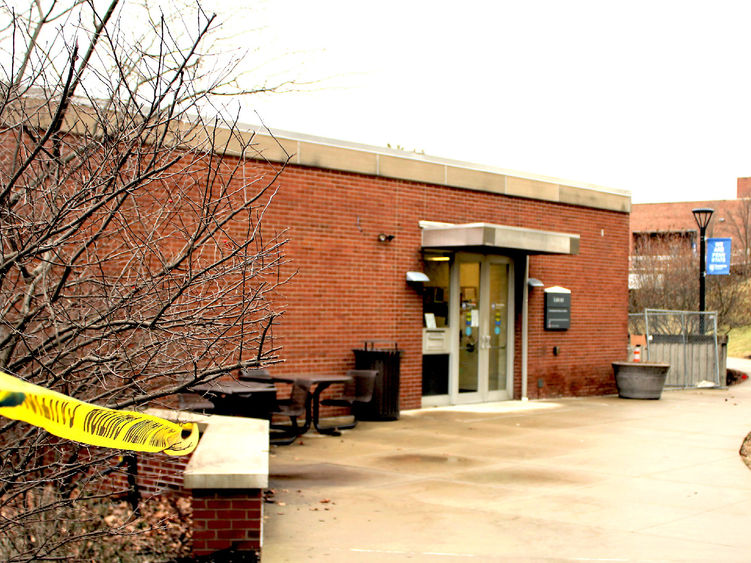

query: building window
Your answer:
[422,258,450,327]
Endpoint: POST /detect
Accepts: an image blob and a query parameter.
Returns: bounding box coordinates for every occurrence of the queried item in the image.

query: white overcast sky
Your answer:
[203,0,751,204]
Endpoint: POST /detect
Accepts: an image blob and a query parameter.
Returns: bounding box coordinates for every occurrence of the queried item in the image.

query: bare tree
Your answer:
[726,196,751,273]
[630,235,751,332]
[0,1,290,559]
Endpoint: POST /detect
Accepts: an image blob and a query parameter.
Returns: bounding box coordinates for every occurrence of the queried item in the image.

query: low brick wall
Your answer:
[141,410,269,559]
[137,452,193,496]
[97,451,193,499]
[191,489,264,555]
[38,410,269,558]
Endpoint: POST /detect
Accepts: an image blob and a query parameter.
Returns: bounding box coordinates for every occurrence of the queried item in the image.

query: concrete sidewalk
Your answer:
[263,381,751,561]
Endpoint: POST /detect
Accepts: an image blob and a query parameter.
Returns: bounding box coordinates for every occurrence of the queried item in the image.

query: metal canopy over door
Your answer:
[452,253,514,403]
[420,221,577,406]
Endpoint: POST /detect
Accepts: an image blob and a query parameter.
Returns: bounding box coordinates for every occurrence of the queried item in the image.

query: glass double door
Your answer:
[453,254,513,402]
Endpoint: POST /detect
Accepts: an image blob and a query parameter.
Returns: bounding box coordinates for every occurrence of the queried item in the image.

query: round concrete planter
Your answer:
[612,361,670,399]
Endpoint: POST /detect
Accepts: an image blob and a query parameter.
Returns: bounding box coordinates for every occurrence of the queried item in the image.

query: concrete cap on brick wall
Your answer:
[238,126,631,213]
[146,408,268,489]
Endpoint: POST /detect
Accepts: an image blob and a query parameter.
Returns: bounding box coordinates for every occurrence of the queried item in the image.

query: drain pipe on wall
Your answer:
[521,255,530,401]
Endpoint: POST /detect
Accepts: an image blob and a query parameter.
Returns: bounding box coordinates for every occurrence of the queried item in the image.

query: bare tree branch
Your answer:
[630,234,751,332]
[0,1,293,559]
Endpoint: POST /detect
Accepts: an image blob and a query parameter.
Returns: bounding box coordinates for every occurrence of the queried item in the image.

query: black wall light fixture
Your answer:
[377,233,395,243]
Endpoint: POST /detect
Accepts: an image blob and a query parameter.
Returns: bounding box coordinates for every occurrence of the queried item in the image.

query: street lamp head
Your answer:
[692,207,714,230]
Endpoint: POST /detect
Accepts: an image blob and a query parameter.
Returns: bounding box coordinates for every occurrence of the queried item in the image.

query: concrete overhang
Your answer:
[421,222,580,255]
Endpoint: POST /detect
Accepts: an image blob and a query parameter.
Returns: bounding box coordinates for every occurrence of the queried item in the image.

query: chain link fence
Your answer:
[628,309,726,388]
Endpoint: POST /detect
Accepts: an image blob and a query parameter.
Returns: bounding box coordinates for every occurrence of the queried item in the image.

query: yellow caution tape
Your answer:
[0,370,197,456]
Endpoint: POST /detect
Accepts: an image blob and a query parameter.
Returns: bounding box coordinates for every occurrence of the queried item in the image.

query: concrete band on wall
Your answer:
[11,95,630,212]
[220,126,632,214]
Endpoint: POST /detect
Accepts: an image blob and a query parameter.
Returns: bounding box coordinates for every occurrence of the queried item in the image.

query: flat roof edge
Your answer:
[13,93,630,213]
[238,124,631,213]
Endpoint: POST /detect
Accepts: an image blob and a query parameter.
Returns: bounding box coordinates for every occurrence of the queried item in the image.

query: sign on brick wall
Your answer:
[544,286,571,330]
[707,238,731,275]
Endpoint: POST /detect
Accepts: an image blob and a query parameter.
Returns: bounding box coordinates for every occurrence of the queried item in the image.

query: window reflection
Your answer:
[422,259,450,327]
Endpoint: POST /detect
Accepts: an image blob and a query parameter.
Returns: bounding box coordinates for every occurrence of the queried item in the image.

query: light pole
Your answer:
[692,207,714,332]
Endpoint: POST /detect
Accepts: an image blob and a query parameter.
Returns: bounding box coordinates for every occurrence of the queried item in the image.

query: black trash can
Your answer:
[353,341,401,420]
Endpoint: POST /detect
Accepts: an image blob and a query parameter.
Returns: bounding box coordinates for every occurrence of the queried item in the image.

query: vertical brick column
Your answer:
[191,488,263,557]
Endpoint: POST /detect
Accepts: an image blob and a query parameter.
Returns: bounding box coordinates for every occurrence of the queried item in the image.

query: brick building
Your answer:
[630,178,751,275]
[241,128,631,404]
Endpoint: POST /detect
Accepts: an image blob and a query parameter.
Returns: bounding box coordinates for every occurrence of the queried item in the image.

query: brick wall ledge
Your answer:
[146,408,269,490]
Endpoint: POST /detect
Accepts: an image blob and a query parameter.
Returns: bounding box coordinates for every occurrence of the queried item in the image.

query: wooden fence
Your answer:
[645,334,727,388]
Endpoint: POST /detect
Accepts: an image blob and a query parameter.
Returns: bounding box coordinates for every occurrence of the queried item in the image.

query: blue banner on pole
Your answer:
[707,238,731,275]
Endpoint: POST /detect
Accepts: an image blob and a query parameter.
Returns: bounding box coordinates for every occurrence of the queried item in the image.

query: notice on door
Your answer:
[470,309,479,328]
[544,286,571,330]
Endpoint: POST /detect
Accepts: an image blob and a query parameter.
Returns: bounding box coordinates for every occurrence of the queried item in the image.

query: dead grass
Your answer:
[728,325,751,358]
[0,493,192,562]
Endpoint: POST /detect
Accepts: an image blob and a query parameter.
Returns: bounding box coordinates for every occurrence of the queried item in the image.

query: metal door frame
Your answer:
[449,253,514,404]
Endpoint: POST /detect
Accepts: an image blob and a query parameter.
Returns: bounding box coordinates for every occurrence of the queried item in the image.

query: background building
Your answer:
[628,178,751,334]
[630,178,751,272]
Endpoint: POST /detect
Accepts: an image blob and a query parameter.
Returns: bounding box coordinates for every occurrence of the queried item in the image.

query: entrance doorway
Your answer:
[454,254,514,402]
[421,253,514,406]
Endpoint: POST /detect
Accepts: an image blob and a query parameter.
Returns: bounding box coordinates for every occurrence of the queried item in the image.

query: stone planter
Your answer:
[612,361,670,399]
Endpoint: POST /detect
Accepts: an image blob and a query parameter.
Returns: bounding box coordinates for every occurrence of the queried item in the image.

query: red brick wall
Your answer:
[98,450,263,558]
[39,443,263,557]
[191,489,263,556]
[3,118,629,403]
[526,213,629,398]
[91,450,191,498]
[739,177,751,199]
[250,162,630,403]
[135,452,192,496]
[631,200,739,235]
